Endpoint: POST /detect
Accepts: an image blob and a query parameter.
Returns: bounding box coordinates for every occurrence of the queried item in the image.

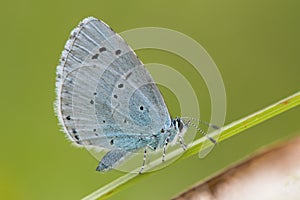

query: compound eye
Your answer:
[173,120,177,126]
[178,121,184,132]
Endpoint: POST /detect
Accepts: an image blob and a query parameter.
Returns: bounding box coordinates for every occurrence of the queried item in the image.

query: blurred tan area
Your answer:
[174,136,300,200]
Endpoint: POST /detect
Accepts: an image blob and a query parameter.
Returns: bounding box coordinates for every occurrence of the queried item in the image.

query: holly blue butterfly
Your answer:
[55,17,216,173]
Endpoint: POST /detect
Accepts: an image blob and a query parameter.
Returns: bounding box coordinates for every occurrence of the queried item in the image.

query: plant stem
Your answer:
[83,91,300,200]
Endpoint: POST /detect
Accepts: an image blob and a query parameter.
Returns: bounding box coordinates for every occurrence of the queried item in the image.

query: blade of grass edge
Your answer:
[83,91,300,200]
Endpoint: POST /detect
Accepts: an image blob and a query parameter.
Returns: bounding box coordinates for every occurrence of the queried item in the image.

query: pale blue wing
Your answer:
[56,17,171,150]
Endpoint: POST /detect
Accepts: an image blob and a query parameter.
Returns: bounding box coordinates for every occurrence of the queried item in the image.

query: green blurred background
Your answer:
[1,0,300,199]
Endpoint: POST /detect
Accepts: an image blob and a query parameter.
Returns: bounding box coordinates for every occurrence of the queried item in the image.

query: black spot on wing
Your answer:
[74,135,80,140]
[92,53,99,59]
[99,47,106,52]
[115,49,121,55]
[118,84,124,88]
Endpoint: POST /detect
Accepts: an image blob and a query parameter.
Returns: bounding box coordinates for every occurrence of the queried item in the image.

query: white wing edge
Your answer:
[55,16,101,145]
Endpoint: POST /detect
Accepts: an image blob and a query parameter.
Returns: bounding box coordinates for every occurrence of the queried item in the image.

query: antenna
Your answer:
[181,117,218,144]
[181,117,219,130]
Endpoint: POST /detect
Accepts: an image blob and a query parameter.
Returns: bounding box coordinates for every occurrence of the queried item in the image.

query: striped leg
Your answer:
[139,146,148,174]
[162,135,171,162]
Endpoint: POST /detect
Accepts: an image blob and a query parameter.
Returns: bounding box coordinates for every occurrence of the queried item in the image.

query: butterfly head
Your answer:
[172,117,187,134]
[166,117,188,144]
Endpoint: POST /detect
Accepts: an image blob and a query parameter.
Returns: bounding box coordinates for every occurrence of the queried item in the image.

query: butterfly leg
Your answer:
[162,135,171,162]
[178,134,187,150]
[139,146,148,174]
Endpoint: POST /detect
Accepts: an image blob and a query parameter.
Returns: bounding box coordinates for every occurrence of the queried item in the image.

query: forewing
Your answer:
[55,17,171,149]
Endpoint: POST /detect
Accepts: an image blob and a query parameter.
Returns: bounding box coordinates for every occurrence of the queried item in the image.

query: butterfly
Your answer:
[55,17,216,173]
